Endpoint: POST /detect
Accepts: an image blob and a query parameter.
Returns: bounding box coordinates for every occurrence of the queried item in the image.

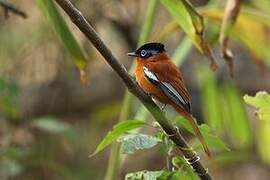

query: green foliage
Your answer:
[91,120,146,156]
[197,66,252,148]
[125,170,164,180]
[244,91,270,164]
[175,117,229,152]
[158,170,197,180]
[160,0,218,70]
[125,156,199,180]
[160,0,204,52]
[244,91,270,119]
[223,82,252,148]
[197,66,223,131]
[119,134,161,154]
[36,0,88,74]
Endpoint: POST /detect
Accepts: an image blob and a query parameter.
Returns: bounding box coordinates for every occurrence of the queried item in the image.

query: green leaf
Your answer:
[119,134,161,154]
[125,170,164,180]
[36,0,88,80]
[223,82,252,148]
[244,91,270,164]
[157,170,198,180]
[196,66,223,131]
[244,91,270,110]
[175,117,229,152]
[31,117,72,134]
[90,120,146,157]
[199,124,230,152]
[160,0,218,70]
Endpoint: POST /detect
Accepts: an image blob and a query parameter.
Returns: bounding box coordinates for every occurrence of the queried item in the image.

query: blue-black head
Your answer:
[127,42,165,58]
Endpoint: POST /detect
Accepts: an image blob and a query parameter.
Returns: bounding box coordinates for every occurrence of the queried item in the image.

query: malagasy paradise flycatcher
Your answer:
[128,42,211,157]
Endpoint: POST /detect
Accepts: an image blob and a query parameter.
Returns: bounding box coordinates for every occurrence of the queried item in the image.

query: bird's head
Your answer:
[127,42,166,62]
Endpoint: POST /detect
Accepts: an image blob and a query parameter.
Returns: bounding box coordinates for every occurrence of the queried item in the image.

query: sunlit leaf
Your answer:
[36,0,88,82]
[244,91,270,110]
[31,117,72,134]
[175,117,229,152]
[244,91,270,164]
[125,170,164,180]
[160,0,218,70]
[119,134,161,154]
[90,120,146,157]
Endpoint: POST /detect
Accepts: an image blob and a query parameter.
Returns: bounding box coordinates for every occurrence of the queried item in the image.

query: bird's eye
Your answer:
[140,50,148,57]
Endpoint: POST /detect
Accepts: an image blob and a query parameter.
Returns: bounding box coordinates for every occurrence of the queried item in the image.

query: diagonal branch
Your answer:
[0,0,27,18]
[54,0,211,179]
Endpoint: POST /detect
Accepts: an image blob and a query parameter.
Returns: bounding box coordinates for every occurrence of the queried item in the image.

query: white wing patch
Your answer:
[143,67,159,82]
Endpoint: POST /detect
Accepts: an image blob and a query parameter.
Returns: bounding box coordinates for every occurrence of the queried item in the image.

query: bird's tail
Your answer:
[174,106,212,158]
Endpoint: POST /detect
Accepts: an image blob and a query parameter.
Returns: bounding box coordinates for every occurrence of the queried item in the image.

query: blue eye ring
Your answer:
[140,50,148,57]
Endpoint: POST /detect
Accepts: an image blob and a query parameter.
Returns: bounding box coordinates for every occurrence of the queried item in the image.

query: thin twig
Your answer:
[219,0,241,77]
[54,0,211,179]
[0,0,27,18]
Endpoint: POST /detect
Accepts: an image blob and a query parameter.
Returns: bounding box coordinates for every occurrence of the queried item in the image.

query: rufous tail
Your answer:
[174,106,212,158]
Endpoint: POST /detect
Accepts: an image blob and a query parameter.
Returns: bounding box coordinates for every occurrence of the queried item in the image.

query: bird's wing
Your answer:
[143,66,191,112]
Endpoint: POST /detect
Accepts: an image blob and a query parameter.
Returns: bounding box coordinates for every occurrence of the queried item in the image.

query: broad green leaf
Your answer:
[90,120,146,157]
[244,91,270,164]
[202,7,270,64]
[196,66,223,131]
[31,117,72,134]
[36,0,88,81]
[160,0,218,70]
[158,170,197,180]
[125,170,164,180]
[223,82,252,148]
[119,134,161,154]
[175,117,229,152]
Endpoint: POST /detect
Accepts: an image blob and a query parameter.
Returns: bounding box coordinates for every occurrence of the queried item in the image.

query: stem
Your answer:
[54,0,211,179]
[105,1,158,179]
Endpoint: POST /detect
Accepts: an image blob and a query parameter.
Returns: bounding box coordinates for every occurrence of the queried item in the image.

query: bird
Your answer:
[127,42,211,157]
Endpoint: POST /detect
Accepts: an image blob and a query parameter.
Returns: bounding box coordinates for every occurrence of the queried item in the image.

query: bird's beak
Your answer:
[127,51,139,57]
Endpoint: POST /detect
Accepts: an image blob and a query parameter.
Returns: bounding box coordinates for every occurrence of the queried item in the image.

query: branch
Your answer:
[0,0,27,18]
[54,0,211,179]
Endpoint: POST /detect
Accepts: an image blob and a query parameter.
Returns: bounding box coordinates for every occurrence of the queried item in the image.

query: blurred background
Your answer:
[0,0,270,179]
